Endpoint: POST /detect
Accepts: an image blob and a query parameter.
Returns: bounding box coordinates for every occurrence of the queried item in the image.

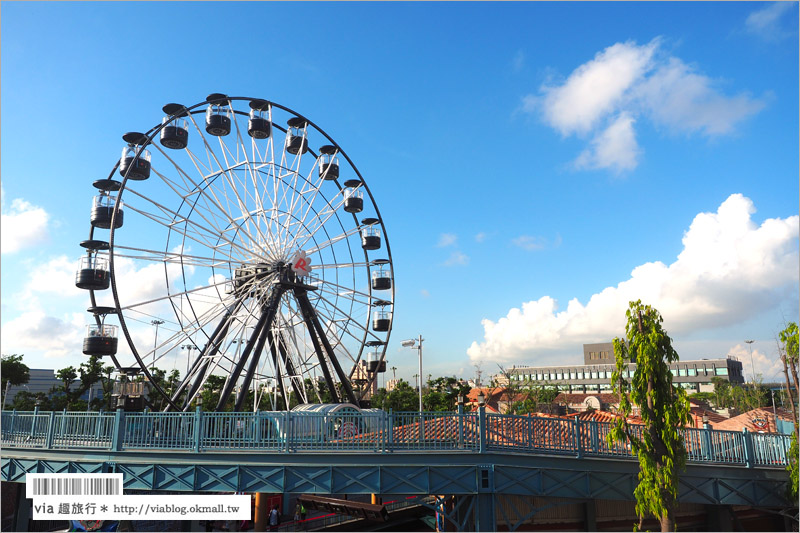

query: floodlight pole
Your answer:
[416,335,424,413]
[745,340,755,385]
[151,319,164,372]
[402,336,425,413]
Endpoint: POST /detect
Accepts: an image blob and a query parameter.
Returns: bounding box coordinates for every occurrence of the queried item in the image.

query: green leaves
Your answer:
[608,300,691,532]
[780,322,799,362]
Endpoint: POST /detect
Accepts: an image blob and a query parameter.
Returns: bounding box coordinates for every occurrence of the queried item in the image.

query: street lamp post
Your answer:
[745,340,755,385]
[181,344,197,376]
[151,319,165,372]
[401,335,424,413]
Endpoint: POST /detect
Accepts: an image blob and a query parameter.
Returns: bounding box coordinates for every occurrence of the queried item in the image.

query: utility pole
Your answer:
[151,319,165,372]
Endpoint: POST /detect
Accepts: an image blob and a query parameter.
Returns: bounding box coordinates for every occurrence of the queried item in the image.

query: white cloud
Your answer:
[512,233,562,251]
[437,233,458,247]
[634,57,765,136]
[0,310,85,360]
[467,194,799,365]
[525,39,766,172]
[539,39,658,136]
[745,2,795,41]
[475,232,488,243]
[444,251,469,266]
[574,112,640,173]
[512,235,547,251]
[727,342,784,383]
[1,197,50,254]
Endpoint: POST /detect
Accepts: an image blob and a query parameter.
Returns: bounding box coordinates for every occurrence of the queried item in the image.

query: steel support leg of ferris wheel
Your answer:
[169,300,244,411]
[293,287,359,406]
[215,287,286,412]
[266,329,304,403]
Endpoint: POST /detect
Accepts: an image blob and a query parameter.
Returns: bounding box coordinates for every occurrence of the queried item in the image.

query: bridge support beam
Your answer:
[14,483,31,533]
[583,499,597,531]
[705,504,733,531]
[475,493,495,532]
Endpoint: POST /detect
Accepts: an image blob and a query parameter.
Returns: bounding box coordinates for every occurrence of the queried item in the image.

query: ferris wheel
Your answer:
[76,93,394,412]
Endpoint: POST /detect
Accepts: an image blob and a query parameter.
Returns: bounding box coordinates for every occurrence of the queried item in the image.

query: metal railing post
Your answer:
[60,409,67,439]
[742,428,754,468]
[574,418,583,459]
[457,404,464,449]
[45,411,56,449]
[193,406,202,453]
[387,409,393,452]
[30,406,39,440]
[702,424,713,462]
[478,406,486,454]
[111,409,125,452]
[284,411,291,453]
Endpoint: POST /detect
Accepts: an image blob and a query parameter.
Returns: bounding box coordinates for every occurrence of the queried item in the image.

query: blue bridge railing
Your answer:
[0,408,791,468]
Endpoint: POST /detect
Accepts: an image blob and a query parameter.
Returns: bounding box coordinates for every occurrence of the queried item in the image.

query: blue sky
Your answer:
[1,1,798,389]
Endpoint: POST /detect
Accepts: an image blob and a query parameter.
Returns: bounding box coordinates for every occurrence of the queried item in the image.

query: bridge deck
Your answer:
[1,408,792,509]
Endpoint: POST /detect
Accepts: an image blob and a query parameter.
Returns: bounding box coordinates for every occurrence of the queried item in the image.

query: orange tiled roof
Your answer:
[712,407,794,433]
[686,406,728,428]
[555,393,620,405]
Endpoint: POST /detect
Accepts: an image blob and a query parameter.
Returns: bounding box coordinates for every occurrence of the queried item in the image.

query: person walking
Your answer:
[269,504,280,531]
[293,503,301,530]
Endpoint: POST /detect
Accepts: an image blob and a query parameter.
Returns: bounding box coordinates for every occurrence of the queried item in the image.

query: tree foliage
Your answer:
[779,322,799,502]
[607,300,691,532]
[708,376,770,412]
[1,354,30,405]
[422,377,470,412]
[370,380,419,412]
[492,365,560,414]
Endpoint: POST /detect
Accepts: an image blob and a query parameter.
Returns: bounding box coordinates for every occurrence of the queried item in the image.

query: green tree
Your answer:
[1,354,30,405]
[199,375,228,410]
[423,377,470,412]
[778,322,799,501]
[10,391,50,410]
[607,300,691,532]
[494,365,526,414]
[372,380,418,412]
[78,355,113,410]
[51,366,80,410]
[99,365,116,410]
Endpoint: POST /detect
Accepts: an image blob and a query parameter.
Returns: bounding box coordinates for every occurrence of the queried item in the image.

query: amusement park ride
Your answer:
[75,94,394,413]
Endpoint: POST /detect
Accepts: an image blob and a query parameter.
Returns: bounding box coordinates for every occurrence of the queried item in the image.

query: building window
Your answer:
[570,372,577,380]
[678,368,686,377]
[688,368,697,376]
[715,367,728,376]
[591,371,598,379]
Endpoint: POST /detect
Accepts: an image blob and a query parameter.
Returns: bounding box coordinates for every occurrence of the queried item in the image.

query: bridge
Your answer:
[2,407,793,531]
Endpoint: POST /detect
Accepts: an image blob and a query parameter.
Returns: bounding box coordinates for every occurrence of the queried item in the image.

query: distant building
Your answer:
[500,343,745,395]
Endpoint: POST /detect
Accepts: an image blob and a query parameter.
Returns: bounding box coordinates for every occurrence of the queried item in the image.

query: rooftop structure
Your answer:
[501,343,745,395]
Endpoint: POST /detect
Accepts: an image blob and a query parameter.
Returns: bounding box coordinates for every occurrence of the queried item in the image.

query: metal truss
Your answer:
[2,449,791,510]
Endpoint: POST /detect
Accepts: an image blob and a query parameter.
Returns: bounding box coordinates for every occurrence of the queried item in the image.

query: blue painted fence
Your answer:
[0,408,792,468]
